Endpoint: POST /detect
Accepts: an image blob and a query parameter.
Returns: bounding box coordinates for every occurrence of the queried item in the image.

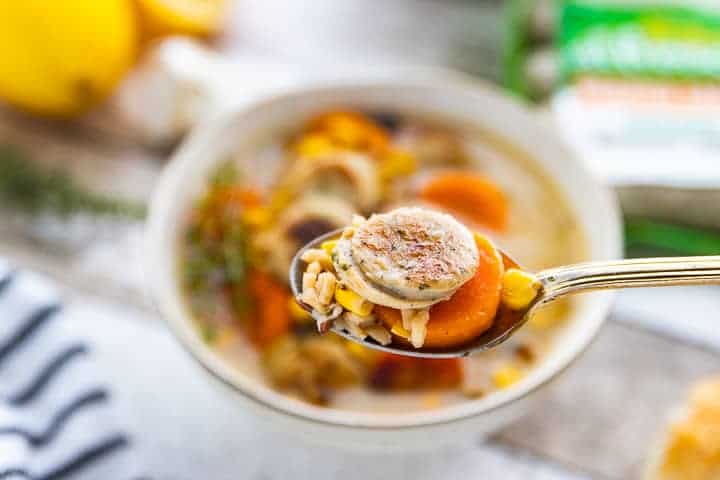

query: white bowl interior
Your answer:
[147,82,622,429]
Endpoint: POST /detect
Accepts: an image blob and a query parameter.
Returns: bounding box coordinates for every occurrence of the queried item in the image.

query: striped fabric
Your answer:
[0,260,142,479]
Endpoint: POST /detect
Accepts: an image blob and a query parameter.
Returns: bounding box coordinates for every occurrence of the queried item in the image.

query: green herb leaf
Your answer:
[210,161,240,188]
[0,145,146,219]
[201,324,217,344]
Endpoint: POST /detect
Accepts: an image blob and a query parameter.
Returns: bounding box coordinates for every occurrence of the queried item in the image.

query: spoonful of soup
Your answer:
[290,207,720,358]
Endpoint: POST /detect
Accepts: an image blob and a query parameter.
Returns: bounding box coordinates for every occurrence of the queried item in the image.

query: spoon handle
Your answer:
[537,256,720,302]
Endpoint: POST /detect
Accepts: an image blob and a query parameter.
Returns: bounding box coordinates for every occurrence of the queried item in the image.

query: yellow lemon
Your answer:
[0,0,138,117]
[136,0,225,38]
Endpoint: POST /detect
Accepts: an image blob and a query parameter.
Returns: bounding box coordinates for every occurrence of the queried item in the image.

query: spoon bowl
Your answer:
[291,229,720,359]
[289,228,541,358]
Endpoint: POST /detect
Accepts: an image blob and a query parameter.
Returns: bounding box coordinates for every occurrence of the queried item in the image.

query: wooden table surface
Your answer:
[1,2,719,477]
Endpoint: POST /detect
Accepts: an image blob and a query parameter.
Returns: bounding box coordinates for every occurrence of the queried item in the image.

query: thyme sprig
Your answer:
[0,145,146,219]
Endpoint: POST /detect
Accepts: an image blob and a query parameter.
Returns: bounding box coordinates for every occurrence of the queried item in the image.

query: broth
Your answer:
[179,109,587,411]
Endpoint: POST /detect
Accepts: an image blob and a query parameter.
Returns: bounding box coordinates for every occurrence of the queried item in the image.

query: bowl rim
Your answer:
[146,79,623,429]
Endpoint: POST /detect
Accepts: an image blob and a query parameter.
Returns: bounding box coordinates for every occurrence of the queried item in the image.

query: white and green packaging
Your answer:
[549,1,720,228]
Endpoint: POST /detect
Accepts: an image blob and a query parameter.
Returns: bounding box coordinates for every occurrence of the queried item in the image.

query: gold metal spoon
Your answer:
[290,229,720,358]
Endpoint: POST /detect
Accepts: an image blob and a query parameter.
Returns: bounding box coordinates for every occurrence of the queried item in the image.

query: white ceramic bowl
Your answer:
[146,81,622,451]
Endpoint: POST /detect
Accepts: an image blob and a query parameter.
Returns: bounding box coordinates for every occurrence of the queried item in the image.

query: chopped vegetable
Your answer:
[305,111,389,156]
[180,110,580,407]
[320,240,337,257]
[419,171,508,231]
[248,270,292,347]
[514,343,536,364]
[334,284,374,317]
[302,337,364,387]
[390,322,411,339]
[378,148,417,182]
[366,111,402,133]
[262,335,364,405]
[209,161,242,188]
[242,206,271,229]
[394,125,467,166]
[182,166,254,324]
[344,340,380,365]
[200,324,217,344]
[501,268,541,310]
[369,354,462,391]
[492,365,524,389]
[214,325,239,349]
[377,233,504,349]
[262,336,325,404]
[292,133,339,158]
[214,185,262,209]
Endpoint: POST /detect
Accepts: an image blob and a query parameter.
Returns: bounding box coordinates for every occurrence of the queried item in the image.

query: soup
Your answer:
[179,110,586,411]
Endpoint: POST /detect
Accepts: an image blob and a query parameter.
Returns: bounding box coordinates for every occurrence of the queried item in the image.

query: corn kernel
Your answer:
[493,365,524,389]
[268,189,293,214]
[293,133,338,157]
[327,116,365,147]
[308,111,388,154]
[215,326,238,349]
[421,393,442,409]
[242,206,271,229]
[288,297,311,323]
[321,240,337,257]
[390,322,411,339]
[335,285,374,316]
[379,149,417,181]
[345,340,366,357]
[501,268,541,310]
[344,340,380,365]
[345,340,370,359]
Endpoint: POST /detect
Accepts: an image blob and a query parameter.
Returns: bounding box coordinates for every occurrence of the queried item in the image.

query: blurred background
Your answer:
[1,1,719,479]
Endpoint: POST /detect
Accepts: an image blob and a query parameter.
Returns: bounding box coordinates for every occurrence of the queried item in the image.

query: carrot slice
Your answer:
[214,186,263,209]
[419,172,508,231]
[369,354,463,391]
[377,233,504,349]
[305,110,389,156]
[248,270,292,348]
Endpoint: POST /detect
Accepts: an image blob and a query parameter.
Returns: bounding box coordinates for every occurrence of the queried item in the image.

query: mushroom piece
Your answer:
[393,125,467,167]
[282,152,381,212]
[332,207,479,310]
[256,194,356,281]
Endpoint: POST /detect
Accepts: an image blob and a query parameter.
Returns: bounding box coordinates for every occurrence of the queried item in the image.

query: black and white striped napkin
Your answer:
[0,260,142,480]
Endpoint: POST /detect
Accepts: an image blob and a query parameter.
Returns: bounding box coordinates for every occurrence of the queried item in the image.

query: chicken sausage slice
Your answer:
[333,207,479,309]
